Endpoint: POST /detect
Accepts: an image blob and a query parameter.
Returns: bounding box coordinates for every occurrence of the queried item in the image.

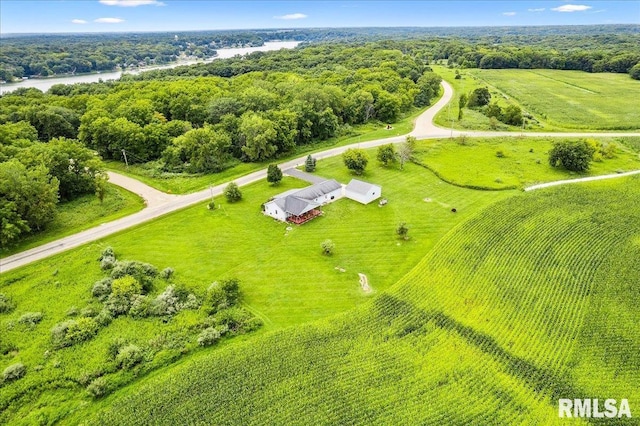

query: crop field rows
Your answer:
[85,176,639,424]
[467,69,640,131]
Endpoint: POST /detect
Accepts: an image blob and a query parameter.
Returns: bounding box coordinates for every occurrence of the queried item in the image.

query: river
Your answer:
[0,41,300,95]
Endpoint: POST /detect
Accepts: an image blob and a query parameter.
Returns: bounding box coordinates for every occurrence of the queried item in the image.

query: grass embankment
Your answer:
[0,153,508,424]
[87,175,640,424]
[105,105,430,194]
[433,65,640,132]
[412,136,640,190]
[0,184,144,259]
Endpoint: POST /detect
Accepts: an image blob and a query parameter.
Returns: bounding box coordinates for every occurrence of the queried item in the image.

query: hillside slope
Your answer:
[88,176,640,425]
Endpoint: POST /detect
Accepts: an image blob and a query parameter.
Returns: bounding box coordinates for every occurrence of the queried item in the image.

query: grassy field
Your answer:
[85,175,640,424]
[106,106,429,194]
[433,65,640,132]
[412,136,640,190]
[0,151,511,424]
[0,184,144,259]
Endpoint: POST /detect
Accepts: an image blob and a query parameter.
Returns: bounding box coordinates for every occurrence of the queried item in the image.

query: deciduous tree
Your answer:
[343,148,368,175]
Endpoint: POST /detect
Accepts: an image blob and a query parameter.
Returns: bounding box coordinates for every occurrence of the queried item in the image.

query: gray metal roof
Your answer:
[345,179,380,195]
[293,179,342,200]
[285,196,320,216]
[269,179,341,217]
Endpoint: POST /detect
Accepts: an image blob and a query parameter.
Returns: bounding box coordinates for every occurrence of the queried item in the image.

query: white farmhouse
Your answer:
[263,180,343,224]
[344,179,382,204]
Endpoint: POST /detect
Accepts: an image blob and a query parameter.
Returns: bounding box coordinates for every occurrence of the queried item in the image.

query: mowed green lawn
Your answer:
[0,154,510,424]
[412,136,640,190]
[468,68,640,131]
[87,175,640,425]
[0,184,144,258]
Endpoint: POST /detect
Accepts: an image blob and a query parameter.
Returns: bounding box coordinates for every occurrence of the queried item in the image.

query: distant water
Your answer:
[0,41,300,95]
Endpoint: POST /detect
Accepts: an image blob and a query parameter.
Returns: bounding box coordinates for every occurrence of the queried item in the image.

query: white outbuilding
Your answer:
[344,179,382,204]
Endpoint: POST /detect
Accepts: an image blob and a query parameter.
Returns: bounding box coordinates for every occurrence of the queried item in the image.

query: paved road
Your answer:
[524,170,640,192]
[2,80,640,273]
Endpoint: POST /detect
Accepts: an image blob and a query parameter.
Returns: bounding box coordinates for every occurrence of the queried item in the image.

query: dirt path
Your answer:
[3,80,640,273]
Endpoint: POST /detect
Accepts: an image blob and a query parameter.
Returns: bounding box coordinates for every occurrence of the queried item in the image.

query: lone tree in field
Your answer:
[548,139,595,172]
[224,182,242,203]
[342,148,368,175]
[304,155,317,172]
[266,164,282,185]
[399,136,416,170]
[396,222,409,240]
[321,239,335,256]
[377,144,397,167]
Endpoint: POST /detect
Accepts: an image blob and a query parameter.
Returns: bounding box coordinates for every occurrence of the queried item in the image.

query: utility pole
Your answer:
[121,149,129,167]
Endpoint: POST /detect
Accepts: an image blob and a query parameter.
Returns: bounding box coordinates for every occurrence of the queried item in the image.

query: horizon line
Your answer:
[2,22,639,37]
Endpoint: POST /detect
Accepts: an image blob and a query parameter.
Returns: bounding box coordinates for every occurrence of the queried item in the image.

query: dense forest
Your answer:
[2,25,639,81]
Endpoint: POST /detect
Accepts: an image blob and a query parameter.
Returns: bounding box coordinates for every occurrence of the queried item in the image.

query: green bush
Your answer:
[151,285,200,316]
[197,327,222,346]
[224,182,242,203]
[115,344,144,370]
[207,279,240,314]
[111,275,142,298]
[51,317,100,349]
[18,312,43,327]
[210,307,262,334]
[160,267,174,280]
[86,377,109,398]
[110,261,158,292]
[129,295,152,318]
[92,278,113,301]
[94,309,113,327]
[2,362,26,382]
[321,239,335,255]
[0,293,16,314]
[100,246,117,270]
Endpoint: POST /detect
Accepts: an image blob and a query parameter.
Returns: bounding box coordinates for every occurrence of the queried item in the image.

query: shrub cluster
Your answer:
[51,317,99,349]
[207,279,240,314]
[0,293,16,314]
[18,312,43,327]
[2,362,26,382]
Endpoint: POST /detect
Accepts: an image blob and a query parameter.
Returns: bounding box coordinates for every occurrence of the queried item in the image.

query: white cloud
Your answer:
[94,17,125,23]
[552,4,592,12]
[99,0,164,7]
[502,12,517,16]
[528,8,545,12]
[274,13,308,20]
[72,19,88,24]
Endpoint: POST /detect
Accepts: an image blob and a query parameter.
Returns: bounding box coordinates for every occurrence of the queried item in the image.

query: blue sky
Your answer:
[1,1,638,34]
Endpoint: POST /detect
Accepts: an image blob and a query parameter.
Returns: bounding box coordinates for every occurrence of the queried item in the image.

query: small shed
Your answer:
[345,179,382,204]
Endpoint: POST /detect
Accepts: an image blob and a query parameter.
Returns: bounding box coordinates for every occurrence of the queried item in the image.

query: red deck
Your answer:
[287,209,322,225]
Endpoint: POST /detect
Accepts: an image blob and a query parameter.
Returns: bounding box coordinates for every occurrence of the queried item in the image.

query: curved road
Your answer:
[2,80,639,273]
